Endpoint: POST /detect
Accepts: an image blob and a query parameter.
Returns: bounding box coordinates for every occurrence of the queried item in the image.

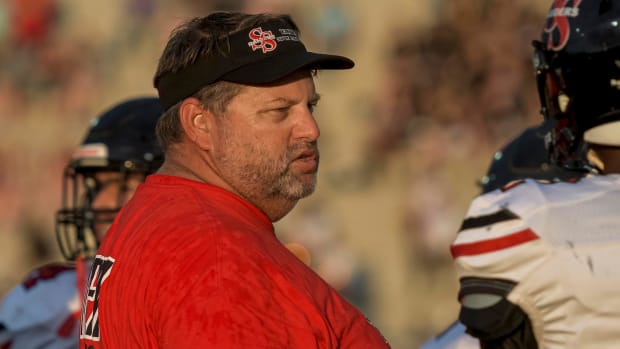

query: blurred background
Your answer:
[0,0,549,347]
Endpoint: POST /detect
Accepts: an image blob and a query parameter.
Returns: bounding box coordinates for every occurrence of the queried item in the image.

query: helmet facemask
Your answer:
[55,160,148,261]
[54,97,164,261]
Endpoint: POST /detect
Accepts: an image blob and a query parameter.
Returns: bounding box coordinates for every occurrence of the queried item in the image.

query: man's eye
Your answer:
[268,106,290,120]
[276,107,290,113]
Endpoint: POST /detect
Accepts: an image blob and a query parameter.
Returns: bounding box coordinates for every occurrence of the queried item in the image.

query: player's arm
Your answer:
[451,186,543,348]
[458,277,537,349]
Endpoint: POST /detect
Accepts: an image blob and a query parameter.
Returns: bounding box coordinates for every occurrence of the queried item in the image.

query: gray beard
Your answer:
[214,143,318,203]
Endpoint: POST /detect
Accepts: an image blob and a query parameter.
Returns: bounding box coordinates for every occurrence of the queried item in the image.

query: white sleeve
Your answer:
[451,180,548,281]
[0,266,80,349]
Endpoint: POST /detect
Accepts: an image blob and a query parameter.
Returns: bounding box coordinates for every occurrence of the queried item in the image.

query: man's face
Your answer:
[210,71,321,209]
[90,171,144,241]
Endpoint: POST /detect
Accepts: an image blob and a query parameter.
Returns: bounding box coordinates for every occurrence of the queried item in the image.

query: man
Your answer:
[79,12,390,348]
[0,97,164,348]
[420,119,587,349]
[451,1,620,348]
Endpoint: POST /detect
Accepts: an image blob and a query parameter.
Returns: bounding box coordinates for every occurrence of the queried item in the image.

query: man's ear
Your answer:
[178,98,213,150]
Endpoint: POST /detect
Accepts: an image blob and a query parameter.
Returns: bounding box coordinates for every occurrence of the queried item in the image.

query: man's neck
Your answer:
[589,144,620,174]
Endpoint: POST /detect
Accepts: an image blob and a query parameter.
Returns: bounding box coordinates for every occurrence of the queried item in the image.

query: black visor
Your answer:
[155,19,355,110]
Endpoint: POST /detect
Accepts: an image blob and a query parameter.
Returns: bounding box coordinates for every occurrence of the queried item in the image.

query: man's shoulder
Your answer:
[452,174,620,266]
[20,262,76,290]
[468,174,615,218]
[0,262,79,333]
[451,179,551,262]
[465,178,546,221]
[3,262,77,301]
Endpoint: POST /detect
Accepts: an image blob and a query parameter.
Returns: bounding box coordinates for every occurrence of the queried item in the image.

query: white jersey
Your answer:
[0,262,87,349]
[451,174,620,349]
[420,321,480,349]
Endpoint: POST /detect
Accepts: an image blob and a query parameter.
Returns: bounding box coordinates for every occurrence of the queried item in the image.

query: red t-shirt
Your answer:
[79,174,390,348]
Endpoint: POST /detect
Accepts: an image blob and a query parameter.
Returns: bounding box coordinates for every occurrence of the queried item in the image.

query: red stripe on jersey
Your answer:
[450,228,539,258]
[57,311,79,337]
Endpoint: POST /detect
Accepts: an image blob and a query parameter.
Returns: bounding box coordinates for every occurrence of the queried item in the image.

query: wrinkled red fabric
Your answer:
[80,174,390,348]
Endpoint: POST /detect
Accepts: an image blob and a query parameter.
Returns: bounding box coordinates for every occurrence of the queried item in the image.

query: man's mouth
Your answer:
[293,150,319,172]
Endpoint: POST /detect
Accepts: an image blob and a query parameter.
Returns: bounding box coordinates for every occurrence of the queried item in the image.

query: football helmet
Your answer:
[480,120,585,194]
[55,97,163,260]
[533,0,620,169]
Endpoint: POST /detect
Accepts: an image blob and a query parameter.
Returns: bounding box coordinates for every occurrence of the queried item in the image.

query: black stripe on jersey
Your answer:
[458,276,517,299]
[459,208,519,232]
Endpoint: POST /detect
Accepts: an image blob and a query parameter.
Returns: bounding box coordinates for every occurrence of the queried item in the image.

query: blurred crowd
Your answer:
[370,0,545,262]
[0,0,548,347]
